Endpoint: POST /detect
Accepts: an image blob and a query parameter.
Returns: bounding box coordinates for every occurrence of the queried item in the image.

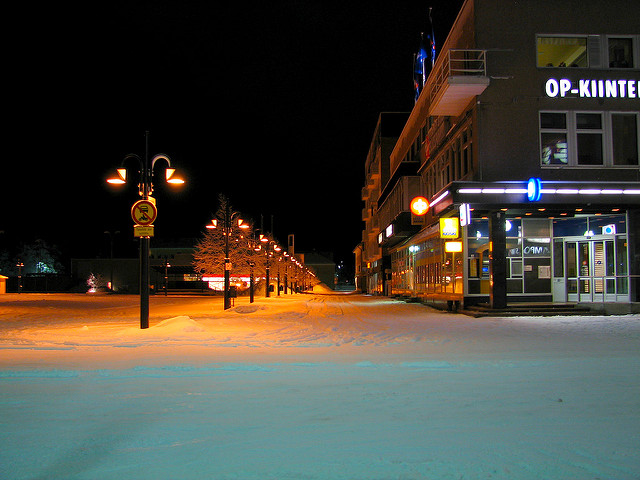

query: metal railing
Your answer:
[428,49,487,105]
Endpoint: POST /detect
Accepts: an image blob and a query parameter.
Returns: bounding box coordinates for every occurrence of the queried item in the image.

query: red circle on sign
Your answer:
[410,196,430,216]
[131,200,157,226]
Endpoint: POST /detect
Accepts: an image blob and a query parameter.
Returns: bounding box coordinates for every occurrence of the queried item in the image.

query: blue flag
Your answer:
[414,33,427,101]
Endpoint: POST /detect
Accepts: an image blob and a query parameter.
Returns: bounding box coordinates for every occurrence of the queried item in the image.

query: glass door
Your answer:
[578,241,592,302]
[566,242,578,301]
[567,240,617,302]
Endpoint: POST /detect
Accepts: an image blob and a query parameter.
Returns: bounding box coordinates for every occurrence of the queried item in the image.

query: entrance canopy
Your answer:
[428,180,640,219]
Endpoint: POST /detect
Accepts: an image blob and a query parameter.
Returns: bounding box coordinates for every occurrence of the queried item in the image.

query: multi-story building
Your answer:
[357,112,409,294]
[358,0,640,311]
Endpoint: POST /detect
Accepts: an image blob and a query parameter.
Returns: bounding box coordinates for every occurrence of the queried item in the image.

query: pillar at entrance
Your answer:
[489,211,507,309]
[627,210,640,302]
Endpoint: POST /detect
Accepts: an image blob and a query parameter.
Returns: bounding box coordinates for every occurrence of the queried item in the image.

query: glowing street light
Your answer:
[106,168,129,184]
[106,131,185,329]
[165,168,185,184]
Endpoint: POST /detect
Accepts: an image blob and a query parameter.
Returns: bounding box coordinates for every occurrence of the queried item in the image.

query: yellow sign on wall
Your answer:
[439,218,459,238]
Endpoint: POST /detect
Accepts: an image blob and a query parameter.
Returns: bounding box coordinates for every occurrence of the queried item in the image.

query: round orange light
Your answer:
[410,196,430,216]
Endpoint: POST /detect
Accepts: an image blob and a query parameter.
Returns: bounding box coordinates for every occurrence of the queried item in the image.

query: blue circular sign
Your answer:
[527,177,542,202]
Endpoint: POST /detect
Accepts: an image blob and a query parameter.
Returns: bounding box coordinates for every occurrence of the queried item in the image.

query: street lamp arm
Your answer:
[119,153,173,175]
[122,153,144,168]
[150,153,172,171]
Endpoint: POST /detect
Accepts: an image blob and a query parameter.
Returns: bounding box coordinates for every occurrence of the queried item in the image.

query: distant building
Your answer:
[71,257,139,293]
[357,112,409,294]
[72,238,320,294]
[298,251,336,289]
[358,0,640,310]
[72,239,204,294]
[148,242,203,293]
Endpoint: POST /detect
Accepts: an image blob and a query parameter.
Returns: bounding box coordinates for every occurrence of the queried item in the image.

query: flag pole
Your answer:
[429,7,436,68]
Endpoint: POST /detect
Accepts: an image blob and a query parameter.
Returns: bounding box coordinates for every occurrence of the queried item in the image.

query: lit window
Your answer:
[540,112,568,165]
[537,36,587,68]
[541,111,639,167]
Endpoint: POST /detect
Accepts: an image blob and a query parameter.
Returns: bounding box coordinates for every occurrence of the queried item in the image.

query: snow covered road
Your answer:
[1,293,639,479]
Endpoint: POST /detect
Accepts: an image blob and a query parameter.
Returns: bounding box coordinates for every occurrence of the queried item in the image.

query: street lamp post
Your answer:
[259,236,281,298]
[16,261,24,294]
[207,204,249,310]
[107,131,184,329]
[261,235,271,297]
[248,261,255,303]
[163,258,170,296]
[224,202,232,309]
[283,254,289,294]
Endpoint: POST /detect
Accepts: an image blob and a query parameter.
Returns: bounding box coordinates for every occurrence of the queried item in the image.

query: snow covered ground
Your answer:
[1,291,639,479]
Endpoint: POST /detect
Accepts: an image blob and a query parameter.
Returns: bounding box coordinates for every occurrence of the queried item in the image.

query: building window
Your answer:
[540,112,568,165]
[612,113,639,165]
[538,34,639,69]
[608,37,634,68]
[537,36,587,68]
[576,113,603,165]
[540,111,640,167]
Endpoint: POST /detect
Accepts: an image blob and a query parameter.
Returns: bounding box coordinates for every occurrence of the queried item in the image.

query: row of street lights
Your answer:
[205,212,313,310]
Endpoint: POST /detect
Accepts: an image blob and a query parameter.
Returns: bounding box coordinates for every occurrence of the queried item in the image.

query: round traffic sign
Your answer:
[131,200,157,226]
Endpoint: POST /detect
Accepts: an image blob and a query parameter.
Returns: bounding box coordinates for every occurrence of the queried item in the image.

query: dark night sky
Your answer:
[4,1,461,267]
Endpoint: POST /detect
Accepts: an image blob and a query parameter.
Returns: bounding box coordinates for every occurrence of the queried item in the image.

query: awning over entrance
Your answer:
[427,180,640,218]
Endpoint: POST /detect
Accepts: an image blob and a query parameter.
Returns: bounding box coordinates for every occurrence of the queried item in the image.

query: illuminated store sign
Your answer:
[439,218,459,239]
[410,196,430,216]
[459,203,471,226]
[527,177,542,202]
[545,78,640,98]
[445,241,463,253]
[386,224,394,238]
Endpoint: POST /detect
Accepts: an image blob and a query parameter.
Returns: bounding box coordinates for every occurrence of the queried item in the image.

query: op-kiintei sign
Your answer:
[545,78,640,98]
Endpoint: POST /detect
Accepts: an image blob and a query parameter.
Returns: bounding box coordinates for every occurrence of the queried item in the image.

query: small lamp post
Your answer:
[164,258,171,296]
[16,261,24,294]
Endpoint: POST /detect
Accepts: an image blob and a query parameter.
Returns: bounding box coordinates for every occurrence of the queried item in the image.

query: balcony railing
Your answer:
[427,49,489,117]
[378,176,421,230]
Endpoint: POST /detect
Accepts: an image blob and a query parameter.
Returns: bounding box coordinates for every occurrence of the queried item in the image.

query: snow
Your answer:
[1,292,639,479]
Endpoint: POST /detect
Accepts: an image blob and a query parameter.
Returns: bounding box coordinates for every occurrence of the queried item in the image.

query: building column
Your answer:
[382,253,392,296]
[489,211,507,309]
[626,209,640,302]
